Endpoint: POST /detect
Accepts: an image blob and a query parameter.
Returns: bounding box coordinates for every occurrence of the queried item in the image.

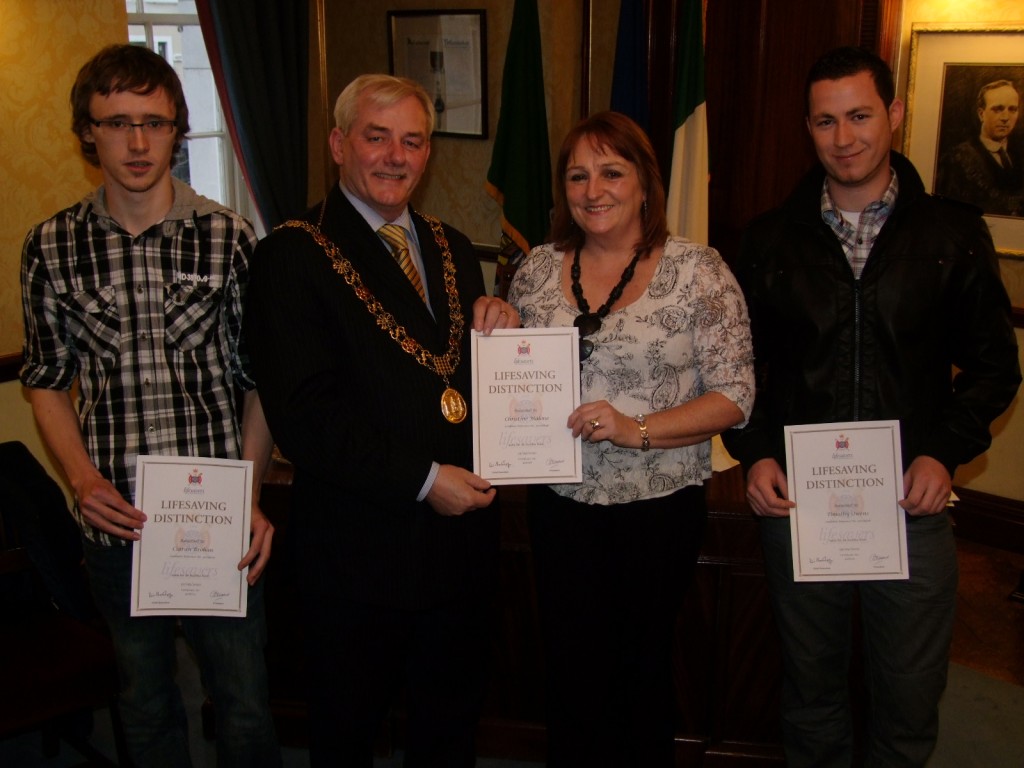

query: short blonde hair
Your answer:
[333,74,435,136]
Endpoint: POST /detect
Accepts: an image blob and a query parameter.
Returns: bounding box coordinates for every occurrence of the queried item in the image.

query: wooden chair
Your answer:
[0,441,130,766]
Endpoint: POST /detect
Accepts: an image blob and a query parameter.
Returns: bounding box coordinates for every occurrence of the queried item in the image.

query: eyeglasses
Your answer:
[89,118,177,136]
[575,313,601,362]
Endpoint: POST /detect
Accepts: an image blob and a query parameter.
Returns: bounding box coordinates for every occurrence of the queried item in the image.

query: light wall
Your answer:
[890,0,1024,500]
[893,0,1024,96]
[0,0,124,357]
[0,0,126,493]
[954,329,1024,499]
[0,379,68,500]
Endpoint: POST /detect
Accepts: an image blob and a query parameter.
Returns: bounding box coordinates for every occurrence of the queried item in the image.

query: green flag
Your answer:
[485,0,552,257]
[665,0,708,243]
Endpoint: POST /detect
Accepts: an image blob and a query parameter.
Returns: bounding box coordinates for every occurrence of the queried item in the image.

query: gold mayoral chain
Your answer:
[277,210,468,424]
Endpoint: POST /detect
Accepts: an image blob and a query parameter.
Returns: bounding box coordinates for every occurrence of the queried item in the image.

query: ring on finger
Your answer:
[588,419,600,429]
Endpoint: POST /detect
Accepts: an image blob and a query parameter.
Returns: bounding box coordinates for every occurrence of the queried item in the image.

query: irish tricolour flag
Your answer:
[665,0,709,244]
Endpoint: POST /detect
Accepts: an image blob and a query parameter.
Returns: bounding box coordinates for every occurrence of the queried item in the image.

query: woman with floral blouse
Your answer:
[508,111,754,768]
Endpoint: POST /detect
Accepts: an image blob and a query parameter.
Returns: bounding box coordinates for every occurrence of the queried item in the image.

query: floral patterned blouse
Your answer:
[508,237,755,505]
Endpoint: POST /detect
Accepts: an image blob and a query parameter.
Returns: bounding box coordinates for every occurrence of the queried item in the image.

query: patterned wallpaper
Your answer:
[0,0,125,356]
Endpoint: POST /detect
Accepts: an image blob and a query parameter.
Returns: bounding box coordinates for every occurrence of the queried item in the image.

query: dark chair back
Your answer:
[0,441,129,765]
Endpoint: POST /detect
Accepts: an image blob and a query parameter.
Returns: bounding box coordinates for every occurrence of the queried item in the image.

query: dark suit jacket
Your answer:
[934,135,1024,216]
[245,186,499,610]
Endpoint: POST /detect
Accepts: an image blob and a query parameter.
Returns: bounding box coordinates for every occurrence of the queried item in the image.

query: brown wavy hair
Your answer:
[71,44,190,167]
[549,111,668,257]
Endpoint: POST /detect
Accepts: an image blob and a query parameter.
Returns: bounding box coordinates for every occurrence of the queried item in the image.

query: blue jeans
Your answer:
[82,538,281,768]
[759,511,957,768]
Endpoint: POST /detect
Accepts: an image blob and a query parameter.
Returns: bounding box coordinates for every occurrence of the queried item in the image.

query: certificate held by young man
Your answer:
[784,420,910,582]
[130,455,254,616]
[471,328,583,485]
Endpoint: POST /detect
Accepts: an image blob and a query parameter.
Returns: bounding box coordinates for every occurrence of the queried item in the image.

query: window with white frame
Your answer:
[125,0,264,235]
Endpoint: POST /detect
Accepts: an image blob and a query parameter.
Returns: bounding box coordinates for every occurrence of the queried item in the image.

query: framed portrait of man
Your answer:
[904,23,1024,256]
[932,64,1024,220]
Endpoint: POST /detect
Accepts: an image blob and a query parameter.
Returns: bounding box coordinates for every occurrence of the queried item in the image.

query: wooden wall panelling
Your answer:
[951,486,1024,555]
[479,484,546,758]
[697,475,785,760]
[672,564,717,737]
[704,0,866,263]
[869,0,903,65]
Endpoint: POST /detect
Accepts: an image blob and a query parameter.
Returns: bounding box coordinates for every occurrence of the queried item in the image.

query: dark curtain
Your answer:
[610,0,650,134]
[197,0,308,230]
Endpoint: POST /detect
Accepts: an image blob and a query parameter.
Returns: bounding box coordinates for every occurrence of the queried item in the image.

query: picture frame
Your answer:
[903,23,1024,316]
[903,23,1024,242]
[387,10,488,139]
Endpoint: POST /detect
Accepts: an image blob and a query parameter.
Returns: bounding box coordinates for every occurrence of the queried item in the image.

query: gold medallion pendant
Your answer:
[279,210,471,426]
[440,387,467,424]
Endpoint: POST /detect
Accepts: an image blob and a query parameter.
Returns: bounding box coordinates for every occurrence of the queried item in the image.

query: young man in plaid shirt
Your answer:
[20,44,280,767]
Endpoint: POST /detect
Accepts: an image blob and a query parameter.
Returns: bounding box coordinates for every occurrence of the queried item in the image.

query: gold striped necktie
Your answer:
[378,223,426,302]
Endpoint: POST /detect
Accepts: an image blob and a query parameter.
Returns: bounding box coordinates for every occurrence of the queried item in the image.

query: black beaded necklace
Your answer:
[570,245,643,339]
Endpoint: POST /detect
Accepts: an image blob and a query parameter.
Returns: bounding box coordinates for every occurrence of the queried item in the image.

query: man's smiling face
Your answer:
[330,93,431,221]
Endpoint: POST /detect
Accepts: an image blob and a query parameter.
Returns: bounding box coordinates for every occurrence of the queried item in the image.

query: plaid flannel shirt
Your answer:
[20,179,258,545]
[821,170,899,278]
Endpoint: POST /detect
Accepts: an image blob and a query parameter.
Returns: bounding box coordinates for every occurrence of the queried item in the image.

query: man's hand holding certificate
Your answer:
[471,328,583,484]
[131,455,254,616]
[784,421,909,582]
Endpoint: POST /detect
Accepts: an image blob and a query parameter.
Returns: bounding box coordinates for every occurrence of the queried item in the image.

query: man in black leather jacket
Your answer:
[722,47,1021,767]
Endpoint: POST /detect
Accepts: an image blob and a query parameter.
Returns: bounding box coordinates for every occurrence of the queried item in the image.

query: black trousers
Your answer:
[302,591,493,768]
[528,484,707,768]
